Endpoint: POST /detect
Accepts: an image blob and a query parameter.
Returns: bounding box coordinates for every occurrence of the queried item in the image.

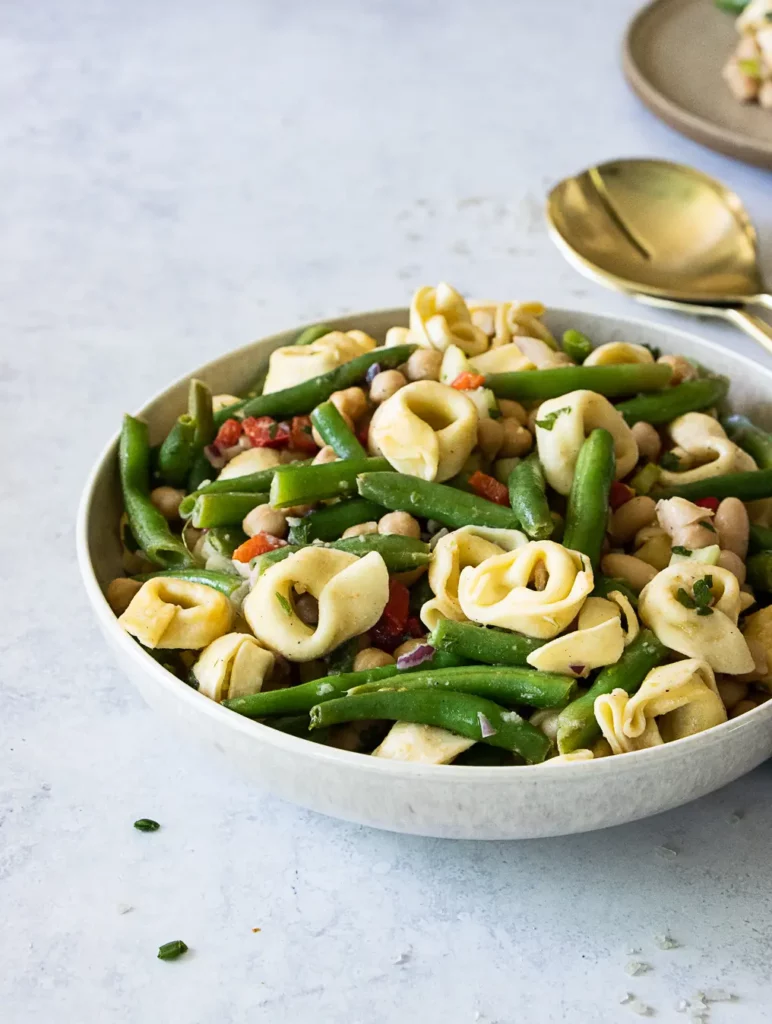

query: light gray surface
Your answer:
[2,0,772,1021]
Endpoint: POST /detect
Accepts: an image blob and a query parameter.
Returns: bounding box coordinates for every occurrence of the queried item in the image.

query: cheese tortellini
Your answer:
[457,540,594,639]
[467,299,555,349]
[373,722,474,764]
[368,380,478,482]
[583,342,654,367]
[409,282,489,355]
[534,389,639,495]
[638,562,754,674]
[658,413,757,487]
[119,577,233,649]
[263,329,376,394]
[420,526,528,629]
[217,447,282,479]
[526,591,638,676]
[595,660,727,754]
[192,632,274,701]
[243,547,389,661]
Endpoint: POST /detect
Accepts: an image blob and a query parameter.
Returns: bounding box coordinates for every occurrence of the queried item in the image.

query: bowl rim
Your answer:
[76,305,772,782]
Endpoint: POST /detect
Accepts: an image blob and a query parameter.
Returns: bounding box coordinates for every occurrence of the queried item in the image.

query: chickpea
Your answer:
[312,445,339,465]
[370,369,407,404]
[658,354,698,385]
[717,549,746,585]
[312,409,355,448]
[330,386,368,422]
[106,577,142,615]
[405,348,443,382]
[730,699,757,719]
[715,497,749,560]
[378,511,421,539]
[600,553,657,591]
[477,417,504,461]
[242,504,289,539]
[393,638,427,659]
[608,496,657,544]
[717,679,749,712]
[353,647,395,671]
[497,399,528,425]
[631,421,661,463]
[342,521,379,538]
[498,420,533,458]
[150,486,185,520]
[294,592,319,625]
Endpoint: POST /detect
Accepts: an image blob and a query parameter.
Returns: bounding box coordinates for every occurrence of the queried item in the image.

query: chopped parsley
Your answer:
[702,521,716,533]
[268,421,279,440]
[157,940,188,961]
[671,546,691,556]
[643,343,661,360]
[134,818,160,832]
[676,575,714,615]
[676,587,696,610]
[275,592,292,616]
[535,406,569,431]
[738,58,762,79]
[659,451,681,471]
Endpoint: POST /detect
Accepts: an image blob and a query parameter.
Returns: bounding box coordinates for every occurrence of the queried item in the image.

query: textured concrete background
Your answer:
[2,1,772,1021]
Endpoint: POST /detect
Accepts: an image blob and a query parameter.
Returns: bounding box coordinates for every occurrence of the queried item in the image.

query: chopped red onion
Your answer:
[204,444,227,469]
[396,644,435,670]
[478,712,497,738]
[220,442,245,461]
[365,362,382,383]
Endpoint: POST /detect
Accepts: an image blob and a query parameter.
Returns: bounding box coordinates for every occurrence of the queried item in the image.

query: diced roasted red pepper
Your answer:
[406,615,425,638]
[213,418,243,450]
[290,415,318,454]
[695,496,720,512]
[468,470,509,506]
[242,416,291,449]
[232,532,288,563]
[451,372,486,391]
[357,418,371,449]
[609,481,634,510]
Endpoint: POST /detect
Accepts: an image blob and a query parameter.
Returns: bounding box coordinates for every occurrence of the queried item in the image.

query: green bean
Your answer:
[200,525,247,558]
[409,572,434,615]
[629,462,661,495]
[722,414,772,470]
[215,344,416,425]
[188,379,214,445]
[654,468,772,502]
[179,461,314,518]
[749,523,772,553]
[562,429,615,571]
[187,452,215,493]
[310,401,367,459]
[561,329,593,363]
[350,665,577,709]
[616,377,728,426]
[156,414,197,487]
[189,492,269,528]
[591,575,639,607]
[310,690,551,764]
[133,568,245,597]
[268,715,332,744]
[556,629,668,753]
[329,534,430,571]
[486,363,672,402]
[251,544,300,574]
[746,552,772,592]
[295,323,333,346]
[119,415,193,568]
[430,619,545,666]
[270,457,390,508]
[508,453,553,539]
[288,497,386,544]
[357,472,523,530]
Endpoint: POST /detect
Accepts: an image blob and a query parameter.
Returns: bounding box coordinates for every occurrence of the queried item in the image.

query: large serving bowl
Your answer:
[77,308,772,839]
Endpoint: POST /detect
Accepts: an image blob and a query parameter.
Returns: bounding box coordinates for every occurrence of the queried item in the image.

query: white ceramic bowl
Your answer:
[77,308,772,839]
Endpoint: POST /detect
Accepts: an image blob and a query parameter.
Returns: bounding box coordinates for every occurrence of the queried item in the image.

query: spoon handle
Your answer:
[752,294,772,312]
[725,308,772,358]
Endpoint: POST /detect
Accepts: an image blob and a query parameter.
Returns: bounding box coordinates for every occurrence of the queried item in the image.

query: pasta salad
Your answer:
[107,283,772,766]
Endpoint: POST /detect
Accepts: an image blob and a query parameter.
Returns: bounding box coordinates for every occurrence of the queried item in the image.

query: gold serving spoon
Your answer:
[546,158,772,354]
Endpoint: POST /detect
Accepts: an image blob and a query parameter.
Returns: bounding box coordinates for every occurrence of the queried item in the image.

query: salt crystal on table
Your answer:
[654,933,680,950]
[629,1000,653,1017]
[703,988,735,1003]
[626,961,652,976]
[655,845,678,859]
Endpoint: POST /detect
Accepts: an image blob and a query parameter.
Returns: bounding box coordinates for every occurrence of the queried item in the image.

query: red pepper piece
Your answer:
[213,418,243,450]
[290,415,318,454]
[609,481,634,510]
[242,416,291,449]
[695,496,720,512]
[468,470,509,507]
[232,532,288,562]
[451,372,486,391]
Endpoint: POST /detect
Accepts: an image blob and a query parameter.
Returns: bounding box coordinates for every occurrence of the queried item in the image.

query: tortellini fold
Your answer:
[368,380,478,482]
[583,342,654,367]
[534,389,639,495]
[218,447,282,479]
[119,578,233,650]
[243,547,389,661]
[594,660,727,754]
[638,562,754,674]
[262,330,376,394]
[467,343,535,374]
[457,540,594,639]
[526,592,638,676]
[658,413,757,487]
[420,526,528,629]
[409,283,489,355]
[192,632,274,701]
[467,299,554,349]
[373,722,474,763]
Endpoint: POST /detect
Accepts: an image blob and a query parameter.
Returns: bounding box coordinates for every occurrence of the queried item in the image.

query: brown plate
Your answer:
[624,0,772,169]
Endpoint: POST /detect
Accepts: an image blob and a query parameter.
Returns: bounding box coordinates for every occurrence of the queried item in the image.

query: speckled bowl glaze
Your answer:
[77,309,772,839]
